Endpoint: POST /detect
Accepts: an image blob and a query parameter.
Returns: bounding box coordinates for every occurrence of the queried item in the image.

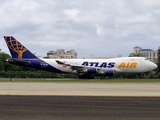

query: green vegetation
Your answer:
[156,48,160,77]
[0,52,159,79]
[0,79,160,83]
[0,52,78,78]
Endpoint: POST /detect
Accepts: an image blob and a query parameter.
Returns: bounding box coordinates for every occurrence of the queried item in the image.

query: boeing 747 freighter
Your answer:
[4,36,157,79]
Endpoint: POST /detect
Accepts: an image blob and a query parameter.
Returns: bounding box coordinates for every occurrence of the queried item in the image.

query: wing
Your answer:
[56,60,85,71]
[55,60,121,73]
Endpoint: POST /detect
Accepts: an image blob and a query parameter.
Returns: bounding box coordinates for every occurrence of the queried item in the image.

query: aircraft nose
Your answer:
[149,62,157,71]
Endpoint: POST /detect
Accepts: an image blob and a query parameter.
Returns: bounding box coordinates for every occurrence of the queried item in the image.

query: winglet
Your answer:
[4,36,37,59]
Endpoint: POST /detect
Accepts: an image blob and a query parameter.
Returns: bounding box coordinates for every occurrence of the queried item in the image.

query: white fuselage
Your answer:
[39,57,157,74]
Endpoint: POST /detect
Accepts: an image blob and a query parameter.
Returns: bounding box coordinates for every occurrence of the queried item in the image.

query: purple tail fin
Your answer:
[4,36,37,59]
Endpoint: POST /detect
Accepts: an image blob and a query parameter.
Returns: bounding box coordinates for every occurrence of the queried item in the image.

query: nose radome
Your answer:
[150,62,157,71]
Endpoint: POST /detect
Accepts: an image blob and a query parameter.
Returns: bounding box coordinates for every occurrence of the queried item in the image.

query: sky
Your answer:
[0,0,160,58]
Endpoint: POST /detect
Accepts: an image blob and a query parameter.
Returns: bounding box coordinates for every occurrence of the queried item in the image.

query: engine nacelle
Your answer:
[97,69,114,76]
[104,70,114,76]
[83,68,97,74]
[82,68,114,76]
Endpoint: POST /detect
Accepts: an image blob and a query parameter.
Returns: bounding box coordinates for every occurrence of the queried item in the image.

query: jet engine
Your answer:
[83,68,97,74]
[104,70,114,76]
[97,69,114,76]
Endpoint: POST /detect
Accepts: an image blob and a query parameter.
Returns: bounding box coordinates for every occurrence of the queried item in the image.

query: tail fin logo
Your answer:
[5,36,27,58]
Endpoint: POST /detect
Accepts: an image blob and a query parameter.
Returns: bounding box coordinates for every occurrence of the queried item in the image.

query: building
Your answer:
[130,46,158,63]
[47,49,77,59]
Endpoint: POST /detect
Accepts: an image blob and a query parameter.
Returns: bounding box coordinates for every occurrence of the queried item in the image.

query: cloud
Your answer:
[0,0,160,58]
[63,9,80,20]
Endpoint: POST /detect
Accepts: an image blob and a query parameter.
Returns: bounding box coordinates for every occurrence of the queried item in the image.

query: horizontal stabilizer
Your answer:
[6,58,30,64]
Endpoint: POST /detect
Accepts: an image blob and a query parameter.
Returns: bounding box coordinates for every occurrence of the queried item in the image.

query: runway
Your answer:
[1,82,160,96]
[0,96,160,120]
[0,82,160,120]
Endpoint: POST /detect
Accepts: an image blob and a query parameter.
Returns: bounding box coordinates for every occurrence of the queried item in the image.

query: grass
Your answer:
[0,78,160,83]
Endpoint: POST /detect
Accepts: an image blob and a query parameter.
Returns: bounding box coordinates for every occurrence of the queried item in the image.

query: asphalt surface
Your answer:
[1,82,160,120]
[1,82,160,96]
[0,96,160,120]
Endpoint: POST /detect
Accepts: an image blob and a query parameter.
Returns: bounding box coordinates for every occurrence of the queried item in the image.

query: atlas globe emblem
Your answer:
[6,38,27,58]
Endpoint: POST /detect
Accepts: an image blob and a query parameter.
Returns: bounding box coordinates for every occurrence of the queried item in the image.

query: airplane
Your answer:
[4,36,158,79]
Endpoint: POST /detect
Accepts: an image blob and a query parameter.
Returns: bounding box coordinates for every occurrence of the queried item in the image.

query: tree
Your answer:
[0,52,21,71]
[0,52,11,71]
[156,48,160,77]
